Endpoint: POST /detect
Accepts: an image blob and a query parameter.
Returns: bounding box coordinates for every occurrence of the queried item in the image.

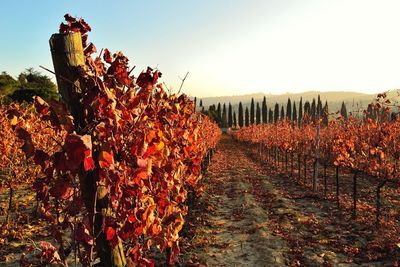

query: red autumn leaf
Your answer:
[34,149,50,169]
[76,223,94,245]
[128,214,137,223]
[106,226,116,241]
[64,134,93,171]
[84,42,97,56]
[103,48,113,64]
[136,67,157,89]
[59,23,69,33]
[79,18,92,32]
[143,145,156,159]
[64,13,76,23]
[49,180,73,200]
[82,34,89,47]
[84,155,95,171]
[38,241,61,264]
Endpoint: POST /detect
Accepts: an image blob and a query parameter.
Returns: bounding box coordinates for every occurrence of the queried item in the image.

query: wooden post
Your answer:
[376,178,387,226]
[336,166,340,209]
[49,32,126,267]
[352,171,358,218]
[298,154,301,180]
[49,32,84,126]
[323,164,327,197]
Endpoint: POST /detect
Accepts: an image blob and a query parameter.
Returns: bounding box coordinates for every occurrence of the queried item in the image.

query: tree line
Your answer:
[0,68,58,104]
[196,95,350,128]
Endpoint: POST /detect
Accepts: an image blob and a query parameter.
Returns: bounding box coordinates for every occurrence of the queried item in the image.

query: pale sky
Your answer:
[1,0,400,97]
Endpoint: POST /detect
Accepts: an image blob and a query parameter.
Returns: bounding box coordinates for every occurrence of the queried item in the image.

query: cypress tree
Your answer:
[311,98,316,121]
[207,105,216,122]
[250,98,255,124]
[322,101,329,126]
[233,111,237,128]
[238,102,244,127]
[292,101,297,123]
[222,103,227,127]
[262,96,268,123]
[217,102,222,126]
[256,102,261,124]
[245,106,250,127]
[317,95,322,117]
[268,108,273,124]
[274,103,279,123]
[194,97,197,110]
[299,97,303,126]
[286,98,292,120]
[340,101,348,121]
[304,101,311,117]
[199,99,203,107]
[280,106,285,121]
[228,102,233,128]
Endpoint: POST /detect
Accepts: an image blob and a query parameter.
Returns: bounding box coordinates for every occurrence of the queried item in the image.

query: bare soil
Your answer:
[180,135,398,267]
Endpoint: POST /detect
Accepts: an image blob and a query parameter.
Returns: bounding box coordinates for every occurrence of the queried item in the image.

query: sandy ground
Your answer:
[180,135,396,267]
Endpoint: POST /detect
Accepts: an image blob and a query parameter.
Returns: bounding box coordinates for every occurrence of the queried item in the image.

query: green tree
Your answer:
[280,106,285,121]
[304,101,311,118]
[202,105,218,122]
[286,98,292,120]
[311,98,316,121]
[222,103,227,127]
[250,98,255,124]
[274,103,279,123]
[245,106,250,127]
[238,102,244,127]
[217,103,222,126]
[228,102,233,128]
[340,101,348,121]
[322,101,329,126]
[262,96,267,123]
[0,71,19,96]
[317,95,322,117]
[299,97,303,126]
[233,111,237,128]
[11,68,58,102]
[268,108,273,123]
[292,101,297,123]
[256,102,261,124]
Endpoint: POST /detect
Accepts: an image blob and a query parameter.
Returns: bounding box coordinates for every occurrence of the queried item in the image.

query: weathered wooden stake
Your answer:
[49,32,126,267]
[49,32,84,121]
[336,167,340,209]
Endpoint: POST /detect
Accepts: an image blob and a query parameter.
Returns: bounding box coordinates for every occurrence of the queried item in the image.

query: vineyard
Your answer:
[230,95,400,264]
[1,12,400,267]
[0,15,221,266]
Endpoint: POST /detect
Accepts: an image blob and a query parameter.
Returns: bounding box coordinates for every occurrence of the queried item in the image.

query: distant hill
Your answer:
[196,91,377,114]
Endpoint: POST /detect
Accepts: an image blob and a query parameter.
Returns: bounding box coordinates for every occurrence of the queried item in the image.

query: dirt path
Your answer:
[181,135,290,266]
[181,135,393,267]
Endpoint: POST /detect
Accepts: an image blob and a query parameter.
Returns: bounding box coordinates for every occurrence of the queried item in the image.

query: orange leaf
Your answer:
[99,150,114,168]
